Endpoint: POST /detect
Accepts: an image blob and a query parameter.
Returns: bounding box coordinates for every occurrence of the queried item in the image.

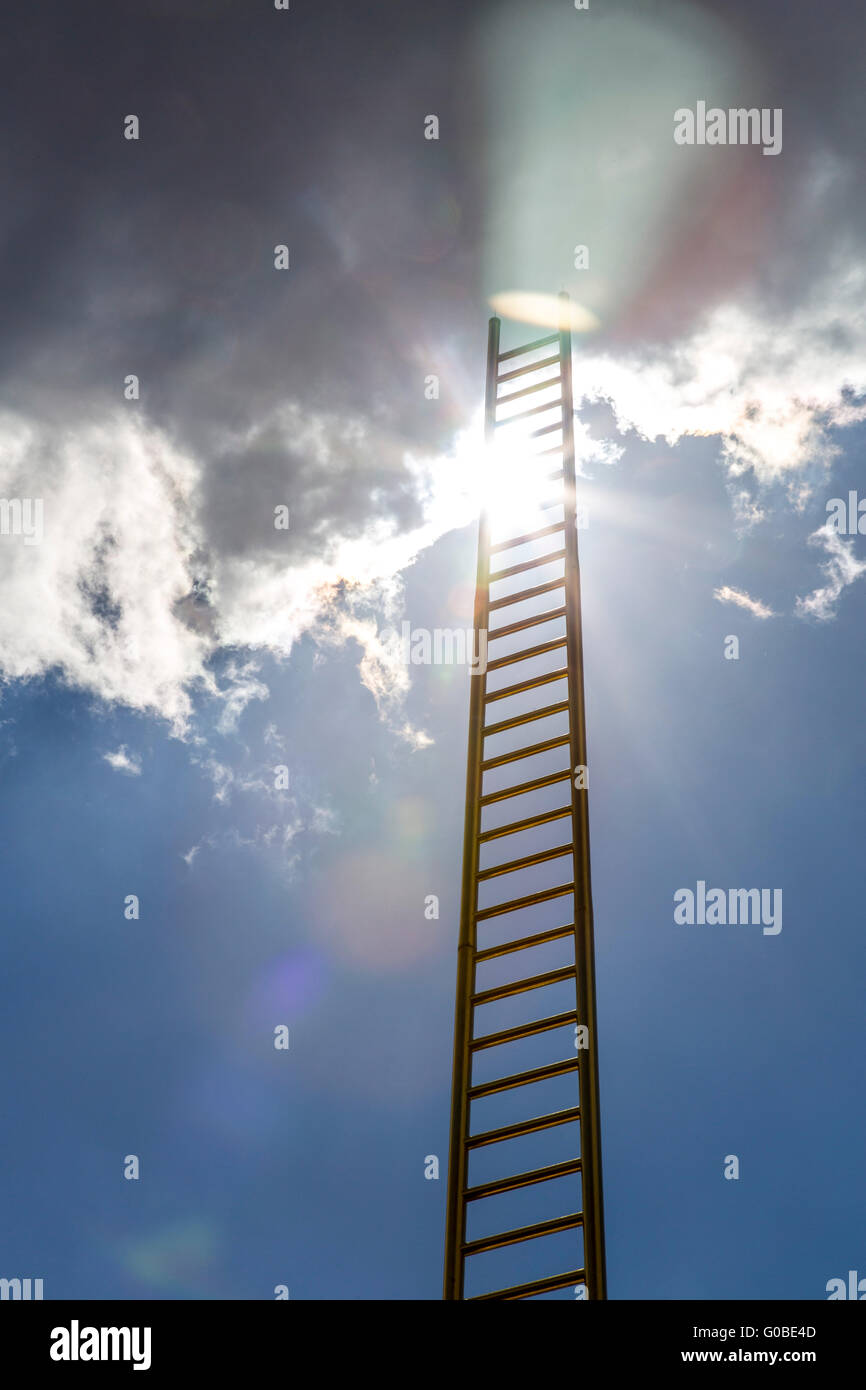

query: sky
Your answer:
[0,0,865,1300]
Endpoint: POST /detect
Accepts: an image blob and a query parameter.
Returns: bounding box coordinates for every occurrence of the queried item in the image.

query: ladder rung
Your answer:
[470,1267,586,1301]
[465,1102,580,1145]
[481,733,569,773]
[537,495,565,514]
[484,666,567,705]
[480,769,571,807]
[489,577,564,613]
[495,399,563,427]
[471,963,576,1005]
[496,374,561,407]
[470,1010,577,1053]
[465,1156,581,1201]
[468,1055,579,1100]
[489,522,564,555]
[482,699,568,739]
[489,604,565,643]
[486,636,566,674]
[476,882,575,922]
[534,445,564,458]
[546,467,564,482]
[477,844,573,885]
[530,420,564,439]
[462,1211,582,1257]
[498,332,559,363]
[475,922,574,961]
[490,549,565,583]
[497,353,560,384]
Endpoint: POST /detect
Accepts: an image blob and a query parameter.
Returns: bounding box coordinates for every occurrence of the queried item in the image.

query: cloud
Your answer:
[2,0,866,746]
[730,490,767,531]
[192,756,234,804]
[0,400,454,741]
[103,745,143,775]
[713,586,775,619]
[576,257,866,499]
[214,660,270,735]
[177,797,337,876]
[795,525,866,621]
[0,410,210,735]
[3,290,863,742]
[263,723,286,751]
[310,804,340,835]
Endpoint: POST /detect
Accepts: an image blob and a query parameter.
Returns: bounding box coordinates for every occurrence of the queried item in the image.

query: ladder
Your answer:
[443,294,606,1301]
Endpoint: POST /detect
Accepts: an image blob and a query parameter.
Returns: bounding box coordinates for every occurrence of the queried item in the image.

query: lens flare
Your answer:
[490,290,599,333]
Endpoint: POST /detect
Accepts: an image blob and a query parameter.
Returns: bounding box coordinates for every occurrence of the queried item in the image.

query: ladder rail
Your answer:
[442,316,499,1301]
[559,297,607,1301]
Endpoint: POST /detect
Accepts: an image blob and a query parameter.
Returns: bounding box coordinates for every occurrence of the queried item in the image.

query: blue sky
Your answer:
[1,0,865,1300]
[2,412,865,1298]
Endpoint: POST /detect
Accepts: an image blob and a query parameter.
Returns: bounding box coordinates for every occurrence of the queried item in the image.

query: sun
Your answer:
[480,428,564,547]
[439,399,565,551]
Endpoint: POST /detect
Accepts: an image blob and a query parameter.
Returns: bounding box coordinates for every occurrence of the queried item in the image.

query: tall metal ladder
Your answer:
[443,293,606,1301]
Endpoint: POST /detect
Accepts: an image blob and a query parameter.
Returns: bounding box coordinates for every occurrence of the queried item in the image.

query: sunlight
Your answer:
[440,408,565,549]
[481,426,564,545]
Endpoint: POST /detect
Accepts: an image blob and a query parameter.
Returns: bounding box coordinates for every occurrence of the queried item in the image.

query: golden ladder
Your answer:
[443,294,606,1301]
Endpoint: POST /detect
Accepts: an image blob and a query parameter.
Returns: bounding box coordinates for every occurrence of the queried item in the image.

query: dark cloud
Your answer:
[2,0,866,719]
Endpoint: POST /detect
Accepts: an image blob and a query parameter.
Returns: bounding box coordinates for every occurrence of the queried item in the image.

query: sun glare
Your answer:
[441,406,564,548]
[481,429,563,544]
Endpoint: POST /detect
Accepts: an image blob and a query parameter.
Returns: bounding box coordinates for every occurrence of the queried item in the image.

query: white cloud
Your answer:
[0,410,210,735]
[177,799,334,876]
[576,260,866,497]
[192,756,234,804]
[103,745,142,775]
[0,403,448,741]
[796,525,866,620]
[729,489,767,531]
[214,659,269,734]
[310,804,340,835]
[713,586,776,619]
